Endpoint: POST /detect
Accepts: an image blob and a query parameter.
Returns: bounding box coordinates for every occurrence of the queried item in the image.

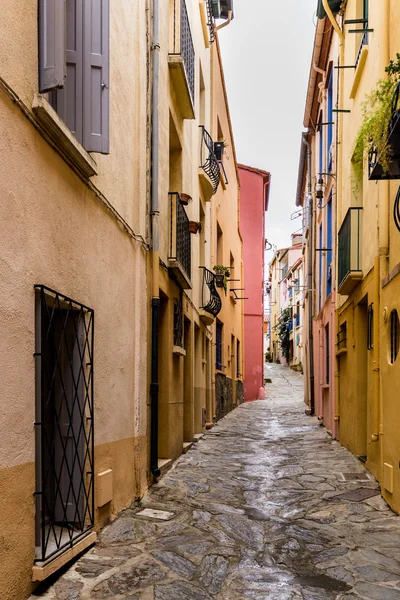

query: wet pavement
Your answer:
[34,364,400,599]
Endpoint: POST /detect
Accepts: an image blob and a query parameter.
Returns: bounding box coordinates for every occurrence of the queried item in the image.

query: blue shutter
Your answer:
[83,0,110,154]
[327,71,333,173]
[52,0,83,142]
[39,0,66,92]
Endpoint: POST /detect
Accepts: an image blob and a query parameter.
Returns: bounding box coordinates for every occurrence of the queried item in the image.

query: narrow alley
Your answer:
[33,365,400,600]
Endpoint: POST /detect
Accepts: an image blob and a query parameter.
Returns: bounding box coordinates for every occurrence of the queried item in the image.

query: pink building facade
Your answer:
[238,165,270,402]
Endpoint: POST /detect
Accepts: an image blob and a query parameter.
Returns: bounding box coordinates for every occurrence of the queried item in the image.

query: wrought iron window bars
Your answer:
[169,192,191,282]
[173,294,184,348]
[199,126,221,195]
[34,285,94,563]
[171,0,195,105]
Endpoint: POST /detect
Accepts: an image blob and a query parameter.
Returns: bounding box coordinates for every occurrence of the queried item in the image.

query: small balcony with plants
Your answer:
[168,193,192,289]
[199,267,222,325]
[199,126,221,200]
[169,0,195,119]
[338,207,363,296]
[353,55,400,181]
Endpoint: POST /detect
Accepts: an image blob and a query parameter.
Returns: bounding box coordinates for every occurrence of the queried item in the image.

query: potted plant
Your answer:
[213,265,230,295]
[179,193,192,206]
[188,221,201,234]
[354,54,400,180]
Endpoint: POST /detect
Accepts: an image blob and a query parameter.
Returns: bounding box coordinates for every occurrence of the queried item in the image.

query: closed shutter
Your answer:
[83,0,110,154]
[39,0,66,92]
[53,0,83,142]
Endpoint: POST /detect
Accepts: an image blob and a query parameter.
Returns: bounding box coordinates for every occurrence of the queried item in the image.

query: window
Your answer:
[216,321,223,370]
[390,310,399,364]
[326,196,333,297]
[318,224,323,311]
[34,286,94,562]
[39,0,110,153]
[367,303,374,350]
[236,339,240,378]
[327,69,333,173]
[355,0,369,66]
[325,323,330,384]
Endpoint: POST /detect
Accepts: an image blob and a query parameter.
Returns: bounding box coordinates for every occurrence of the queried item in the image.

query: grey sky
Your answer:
[218,0,318,262]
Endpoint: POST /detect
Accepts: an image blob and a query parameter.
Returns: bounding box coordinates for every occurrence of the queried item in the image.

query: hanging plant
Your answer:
[353,54,400,179]
[213,265,230,295]
[274,307,291,362]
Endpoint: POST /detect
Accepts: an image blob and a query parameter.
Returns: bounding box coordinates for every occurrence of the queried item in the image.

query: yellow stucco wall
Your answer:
[336,0,400,512]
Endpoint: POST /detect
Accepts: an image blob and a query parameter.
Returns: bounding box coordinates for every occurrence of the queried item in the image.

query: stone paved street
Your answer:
[33,365,400,600]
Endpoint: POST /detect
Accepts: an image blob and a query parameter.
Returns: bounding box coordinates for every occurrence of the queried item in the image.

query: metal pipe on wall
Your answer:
[150,0,161,478]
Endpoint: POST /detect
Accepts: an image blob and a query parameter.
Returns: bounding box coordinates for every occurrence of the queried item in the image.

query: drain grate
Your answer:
[334,488,380,502]
[341,472,369,481]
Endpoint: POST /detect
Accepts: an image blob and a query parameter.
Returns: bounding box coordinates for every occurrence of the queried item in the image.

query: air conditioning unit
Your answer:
[211,0,221,18]
[220,0,234,19]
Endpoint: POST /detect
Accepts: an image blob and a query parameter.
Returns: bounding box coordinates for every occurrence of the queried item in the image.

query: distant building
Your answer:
[238,165,271,401]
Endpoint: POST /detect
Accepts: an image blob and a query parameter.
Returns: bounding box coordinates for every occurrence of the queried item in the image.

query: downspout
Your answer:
[150,0,161,478]
[303,134,315,415]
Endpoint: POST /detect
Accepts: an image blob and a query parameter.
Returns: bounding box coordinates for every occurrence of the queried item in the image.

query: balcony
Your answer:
[169,0,195,119]
[338,207,363,295]
[369,83,400,180]
[168,193,191,289]
[199,267,222,325]
[199,126,221,200]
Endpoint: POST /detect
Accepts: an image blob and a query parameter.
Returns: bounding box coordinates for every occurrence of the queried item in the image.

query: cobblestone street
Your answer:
[34,365,400,600]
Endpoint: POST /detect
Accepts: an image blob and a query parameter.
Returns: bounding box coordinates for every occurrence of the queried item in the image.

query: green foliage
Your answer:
[276,308,291,362]
[353,54,400,178]
[213,265,230,295]
[265,351,272,363]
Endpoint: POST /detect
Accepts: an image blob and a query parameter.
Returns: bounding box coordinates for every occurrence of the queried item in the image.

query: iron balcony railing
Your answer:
[169,193,191,282]
[338,207,362,289]
[34,286,94,562]
[199,126,221,195]
[170,0,195,105]
[200,267,222,318]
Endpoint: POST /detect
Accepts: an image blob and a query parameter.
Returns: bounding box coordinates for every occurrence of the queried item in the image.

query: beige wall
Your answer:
[0,1,150,597]
[211,38,244,407]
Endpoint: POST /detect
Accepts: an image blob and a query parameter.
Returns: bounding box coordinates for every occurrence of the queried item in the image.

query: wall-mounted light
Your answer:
[315,177,325,200]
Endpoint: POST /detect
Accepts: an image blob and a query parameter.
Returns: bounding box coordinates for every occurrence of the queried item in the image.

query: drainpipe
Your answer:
[303,134,315,415]
[150,0,161,478]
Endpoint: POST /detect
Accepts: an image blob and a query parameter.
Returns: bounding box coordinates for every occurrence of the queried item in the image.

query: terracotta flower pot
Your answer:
[188,221,200,234]
[180,193,192,206]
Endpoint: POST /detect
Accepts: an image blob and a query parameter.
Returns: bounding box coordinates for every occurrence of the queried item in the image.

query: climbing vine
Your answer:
[276,308,291,362]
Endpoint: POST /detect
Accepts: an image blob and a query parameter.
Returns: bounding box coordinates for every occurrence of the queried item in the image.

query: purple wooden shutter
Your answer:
[39,0,66,92]
[53,0,83,142]
[83,0,110,154]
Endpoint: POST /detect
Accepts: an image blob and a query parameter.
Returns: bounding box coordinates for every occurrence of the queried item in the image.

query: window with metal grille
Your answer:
[367,303,374,350]
[390,309,399,364]
[216,321,223,370]
[173,294,183,347]
[236,339,241,378]
[34,286,94,562]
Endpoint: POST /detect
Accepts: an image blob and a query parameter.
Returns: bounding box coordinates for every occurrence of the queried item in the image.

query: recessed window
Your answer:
[390,309,399,364]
